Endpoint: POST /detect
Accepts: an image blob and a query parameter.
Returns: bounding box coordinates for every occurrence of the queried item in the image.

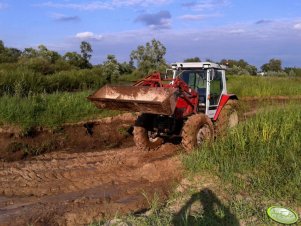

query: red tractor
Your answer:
[88,62,238,151]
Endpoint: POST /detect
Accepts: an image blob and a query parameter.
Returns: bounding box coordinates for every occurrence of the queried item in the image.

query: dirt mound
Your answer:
[0,144,182,226]
[0,113,136,161]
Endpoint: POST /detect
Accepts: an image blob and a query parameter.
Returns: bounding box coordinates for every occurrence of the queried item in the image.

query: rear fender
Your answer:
[213,94,238,121]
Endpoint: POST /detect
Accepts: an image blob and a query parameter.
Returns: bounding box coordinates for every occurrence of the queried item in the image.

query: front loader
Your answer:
[88,62,238,151]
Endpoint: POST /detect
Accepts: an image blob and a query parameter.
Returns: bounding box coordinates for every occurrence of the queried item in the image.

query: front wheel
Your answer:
[181,114,214,152]
[133,126,163,151]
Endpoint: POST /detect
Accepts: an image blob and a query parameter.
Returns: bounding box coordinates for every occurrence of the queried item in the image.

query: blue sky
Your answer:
[1,0,301,67]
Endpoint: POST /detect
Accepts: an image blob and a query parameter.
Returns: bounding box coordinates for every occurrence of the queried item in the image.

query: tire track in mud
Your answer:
[0,144,182,226]
[1,98,298,225]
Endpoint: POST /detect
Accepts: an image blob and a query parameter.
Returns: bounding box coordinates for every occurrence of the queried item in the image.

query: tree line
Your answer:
[0,38,300,96]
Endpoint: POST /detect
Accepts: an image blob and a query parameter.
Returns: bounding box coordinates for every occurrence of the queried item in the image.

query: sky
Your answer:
[0,0,301,67]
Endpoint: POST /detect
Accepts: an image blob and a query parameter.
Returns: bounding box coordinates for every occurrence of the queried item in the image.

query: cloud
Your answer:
[15,18,301,67]
[39,1,111,10]
[179,13,220,21]
[293,23,301,30]
[228,29,245,34]
[179,14,205,21]
[51,13,80,22]
[37,0,170,10]
[181,0,229,11]
[75,32,103,41]
[255,19,273,25]
[135,11,171,29]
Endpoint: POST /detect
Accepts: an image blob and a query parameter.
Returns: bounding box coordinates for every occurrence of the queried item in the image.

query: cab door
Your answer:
[206,69,224,118]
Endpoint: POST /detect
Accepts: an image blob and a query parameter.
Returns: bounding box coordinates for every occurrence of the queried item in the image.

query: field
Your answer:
[0,75,301,225]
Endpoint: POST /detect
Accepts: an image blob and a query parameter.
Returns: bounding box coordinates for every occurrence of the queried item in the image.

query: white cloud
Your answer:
[228,29,245,34]
[182,0,229,11]
[75,32,103,40]
[38,0,170,10]
[179,14,205,21]
[179,13,221,21]
[293,23,301,30]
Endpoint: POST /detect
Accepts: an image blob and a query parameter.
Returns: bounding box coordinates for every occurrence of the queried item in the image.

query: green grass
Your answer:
[0,66,107,96]
[184,104,301,205]
[227,75,301,97]
[107,104,301,226]
[0,91,119,131]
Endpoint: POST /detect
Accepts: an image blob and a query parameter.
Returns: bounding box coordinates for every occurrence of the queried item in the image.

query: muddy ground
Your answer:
[0,98,300,226]
[0,113,182,226]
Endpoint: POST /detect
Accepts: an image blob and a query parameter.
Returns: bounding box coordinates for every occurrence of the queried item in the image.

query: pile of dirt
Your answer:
[0,113,136,161]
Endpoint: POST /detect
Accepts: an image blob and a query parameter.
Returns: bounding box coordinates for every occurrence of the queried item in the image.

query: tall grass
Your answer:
[227,75,301,97]
[0,91,119,130]
[184,104,301,204]
[0,67,107,96]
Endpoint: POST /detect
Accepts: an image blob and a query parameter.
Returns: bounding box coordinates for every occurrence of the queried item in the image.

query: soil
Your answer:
[0,113,137,161]
[0,113,182,226]
[0,97,299,226]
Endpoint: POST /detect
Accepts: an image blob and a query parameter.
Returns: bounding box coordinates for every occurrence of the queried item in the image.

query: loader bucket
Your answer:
[88,85,178,115]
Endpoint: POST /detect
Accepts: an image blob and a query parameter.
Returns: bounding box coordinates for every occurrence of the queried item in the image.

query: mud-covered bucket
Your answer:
[88,85,178,115]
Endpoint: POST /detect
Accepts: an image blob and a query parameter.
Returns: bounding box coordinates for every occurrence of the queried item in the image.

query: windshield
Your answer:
[176,69,206,90]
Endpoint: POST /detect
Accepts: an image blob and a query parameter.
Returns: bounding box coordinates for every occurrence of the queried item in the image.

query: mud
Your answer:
[0,97,299,225]
[0,144,181,226]
[0,113,136,161]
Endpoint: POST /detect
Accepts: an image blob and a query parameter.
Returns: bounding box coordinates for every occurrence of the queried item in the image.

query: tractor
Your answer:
[88,62,238,151]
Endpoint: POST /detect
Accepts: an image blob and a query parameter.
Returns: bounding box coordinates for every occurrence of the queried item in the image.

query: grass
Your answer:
[227,75,301,97]
[99,104,301,225]
[184,104,301,205]
[0,66,107,96]
[0,91,120,131]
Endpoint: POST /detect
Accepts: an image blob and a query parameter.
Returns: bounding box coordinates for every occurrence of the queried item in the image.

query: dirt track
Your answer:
[0,113,182,225]
[0,144,181,226]
[1,97,300,226]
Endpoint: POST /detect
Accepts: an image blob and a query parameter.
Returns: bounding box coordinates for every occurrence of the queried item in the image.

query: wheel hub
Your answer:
[196,124,211,145]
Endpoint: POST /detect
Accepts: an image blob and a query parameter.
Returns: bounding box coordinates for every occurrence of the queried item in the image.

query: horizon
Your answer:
[1,0,301,67]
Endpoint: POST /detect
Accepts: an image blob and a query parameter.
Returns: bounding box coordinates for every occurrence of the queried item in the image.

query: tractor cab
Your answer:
[171,62,227,118]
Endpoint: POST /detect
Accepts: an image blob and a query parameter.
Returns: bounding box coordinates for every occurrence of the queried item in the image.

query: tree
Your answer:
[37,45,60,63]
[22,47,38,58]
[184,57,201,62]
[80,41,92,68]
[63,52,86,69]
[118,61,135,74]
[261,58,282,72]
[0,40,4,52]
[0,40,21,63]
[102,54,120,83]
[130,39,167,75]
[220,59,257,75]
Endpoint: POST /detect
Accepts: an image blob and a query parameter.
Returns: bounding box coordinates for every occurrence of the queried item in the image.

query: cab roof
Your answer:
[171,62,227,70]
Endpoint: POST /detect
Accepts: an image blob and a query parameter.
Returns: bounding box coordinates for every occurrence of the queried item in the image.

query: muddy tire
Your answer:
[215,100,239,136]
[133,127,163,151]
[181,114,214,152]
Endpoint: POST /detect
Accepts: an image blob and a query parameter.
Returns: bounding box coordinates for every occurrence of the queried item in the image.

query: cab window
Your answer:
[210,69,223,105]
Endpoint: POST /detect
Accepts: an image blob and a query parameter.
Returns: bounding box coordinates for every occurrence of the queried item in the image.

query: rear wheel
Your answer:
[215,100,239,136]
[181,114,214,152]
